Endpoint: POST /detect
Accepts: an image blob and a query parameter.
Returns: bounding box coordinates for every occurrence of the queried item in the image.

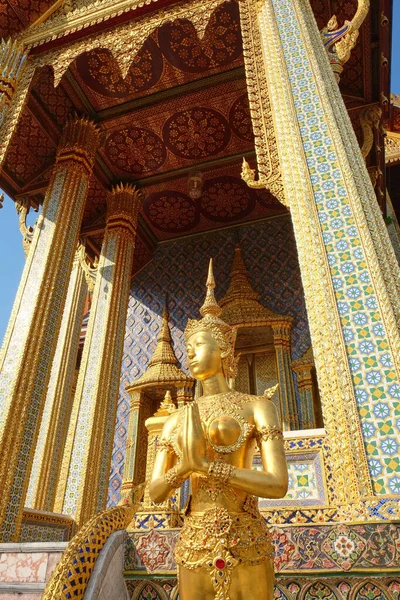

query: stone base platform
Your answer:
[0,542,67,599]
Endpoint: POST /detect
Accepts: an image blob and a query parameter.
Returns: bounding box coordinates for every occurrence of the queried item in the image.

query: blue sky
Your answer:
[0,8,400,343]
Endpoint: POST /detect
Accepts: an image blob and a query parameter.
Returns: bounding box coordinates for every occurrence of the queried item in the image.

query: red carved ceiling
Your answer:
[141,160,283,241]
[0,0,378,272]
[72,2,243,112]
[99,79,251,179]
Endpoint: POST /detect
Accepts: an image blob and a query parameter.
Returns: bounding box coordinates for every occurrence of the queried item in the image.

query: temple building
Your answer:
[0,0,399,598]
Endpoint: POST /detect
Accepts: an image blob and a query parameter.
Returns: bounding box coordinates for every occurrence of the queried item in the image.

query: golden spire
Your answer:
[155,390,176,417]
[200,258,222,318]
[127,303,193,392]
[220,245,292,327]
[148,304,178,367]
[220,245,259,306]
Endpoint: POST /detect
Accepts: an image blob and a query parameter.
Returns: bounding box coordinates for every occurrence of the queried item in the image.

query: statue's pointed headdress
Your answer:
[184,259,237,378]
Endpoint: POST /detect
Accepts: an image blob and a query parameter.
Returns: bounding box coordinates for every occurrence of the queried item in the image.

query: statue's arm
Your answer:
[226,400,288,499]
[149,413,191,504]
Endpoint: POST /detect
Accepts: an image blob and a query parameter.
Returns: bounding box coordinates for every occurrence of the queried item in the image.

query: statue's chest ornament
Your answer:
[199,393,254,454]
[169,392,255,458]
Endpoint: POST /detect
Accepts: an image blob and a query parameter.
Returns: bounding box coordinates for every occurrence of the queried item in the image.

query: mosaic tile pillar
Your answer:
[272,322,298,431]
[0,116,99,541]
[291,362,315,429]
[25,245,93,511]
[55,184,141,526]
[120,391,151,504]
[240,0,400,500]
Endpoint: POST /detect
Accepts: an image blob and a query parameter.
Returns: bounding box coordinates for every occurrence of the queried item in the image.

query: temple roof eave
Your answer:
[221,303,293,327]
[126,353,194,392]
[126,369,194,393]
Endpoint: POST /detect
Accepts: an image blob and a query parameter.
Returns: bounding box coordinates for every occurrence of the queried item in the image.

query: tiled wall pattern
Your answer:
[125,521,400,573]
[255,451,326,508]
[124,576,400,600]
[271,0,400,494]
[19,523,68,543]
[108,216,311,505]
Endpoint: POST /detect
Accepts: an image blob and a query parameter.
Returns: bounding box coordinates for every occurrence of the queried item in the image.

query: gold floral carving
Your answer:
[30,0,229,86]
[22,509,74,532]
[385,131,400,165]
[239,0,285,205]
[359,105,381,160]
[76,242,98,293]
[320,0,370,82]
[19,0,165,49]
[391,93,400,108]
[15,197,38,257]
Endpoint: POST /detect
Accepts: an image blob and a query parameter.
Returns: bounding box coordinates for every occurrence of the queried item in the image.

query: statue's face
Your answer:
[186,330,223,381]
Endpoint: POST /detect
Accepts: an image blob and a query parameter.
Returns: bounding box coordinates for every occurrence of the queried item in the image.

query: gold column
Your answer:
[271,322,299,430]
[0,116,99,541]
[56,184,141,526]
[25,245,94,511]
[292,350,316,430]
[120,391,151,504]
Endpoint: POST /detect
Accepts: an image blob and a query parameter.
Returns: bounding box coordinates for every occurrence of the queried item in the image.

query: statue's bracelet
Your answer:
[164,465,185,490]
[208,461,235,484]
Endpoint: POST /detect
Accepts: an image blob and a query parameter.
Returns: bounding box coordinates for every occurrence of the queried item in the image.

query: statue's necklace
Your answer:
[198,391,254,454]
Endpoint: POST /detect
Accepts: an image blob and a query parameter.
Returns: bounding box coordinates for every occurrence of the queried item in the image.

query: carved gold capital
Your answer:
[293,368,313,390]
[57,116,100,175]
[75,241,98,292]
[15,197,37,257]
[106,183,142,238]
[271,321,292,349]
[130,391,144,411]
[360,105,382,160]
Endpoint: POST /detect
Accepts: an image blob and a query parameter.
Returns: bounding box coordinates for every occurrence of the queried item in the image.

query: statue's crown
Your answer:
[184,259,237,376]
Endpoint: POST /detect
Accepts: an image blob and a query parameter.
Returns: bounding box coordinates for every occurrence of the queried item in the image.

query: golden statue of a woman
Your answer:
[149,260,288,600]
